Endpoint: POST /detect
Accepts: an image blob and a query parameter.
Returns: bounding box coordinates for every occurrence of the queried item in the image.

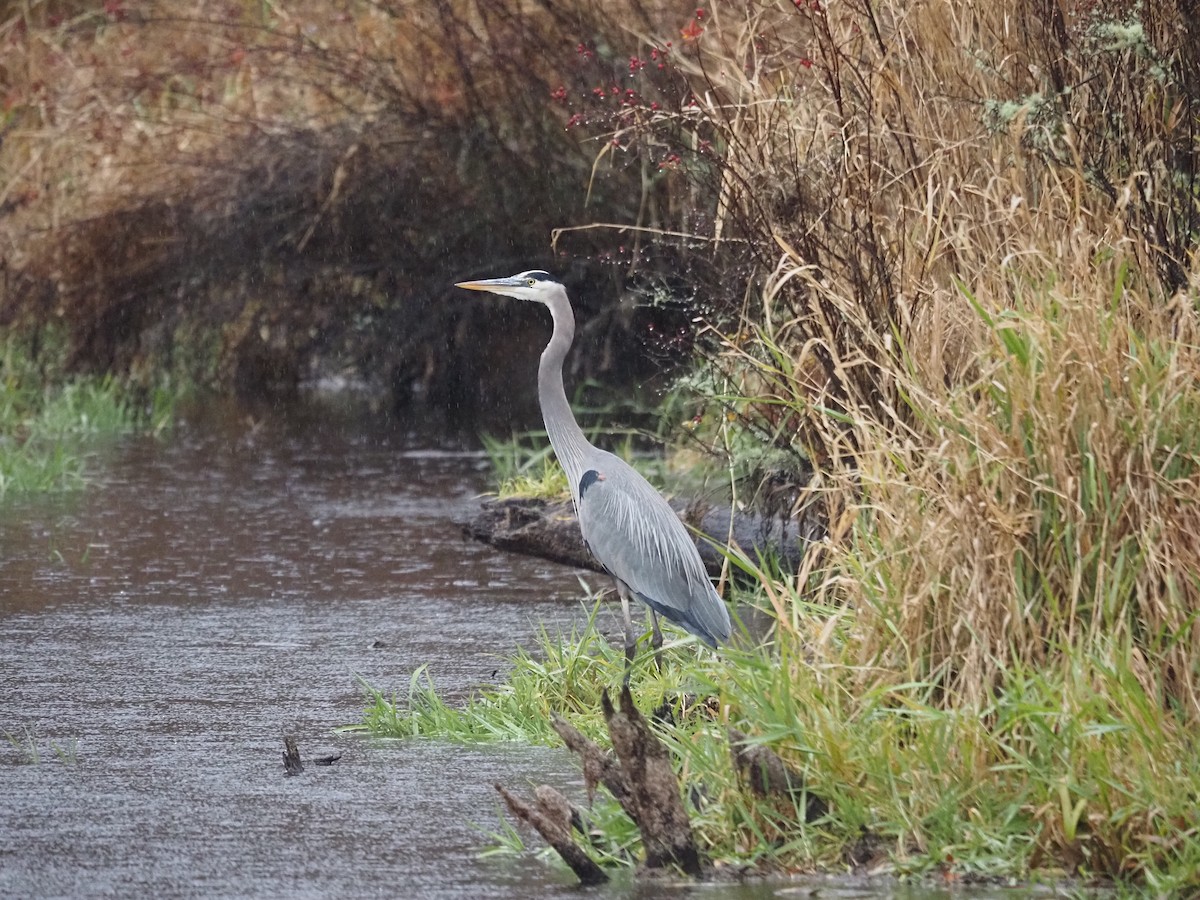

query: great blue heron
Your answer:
[455,270,732,669]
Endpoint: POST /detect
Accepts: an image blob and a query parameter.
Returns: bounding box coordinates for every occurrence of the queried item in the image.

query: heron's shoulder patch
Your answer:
[578,469,605,498]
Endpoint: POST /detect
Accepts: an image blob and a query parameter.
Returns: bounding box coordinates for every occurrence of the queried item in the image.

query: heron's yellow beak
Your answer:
[455,276,526,292]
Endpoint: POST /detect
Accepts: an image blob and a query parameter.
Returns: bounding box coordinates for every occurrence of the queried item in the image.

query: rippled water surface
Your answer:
[1,403,605,899]
[1,402,1030,900]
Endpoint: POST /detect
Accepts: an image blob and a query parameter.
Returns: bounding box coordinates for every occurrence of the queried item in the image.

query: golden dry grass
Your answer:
[634,0,1200,722]
[0,0,680,391]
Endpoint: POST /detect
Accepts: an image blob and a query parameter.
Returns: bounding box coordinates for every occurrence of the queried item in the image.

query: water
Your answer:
[1,402,598,899]
[1,402,1031,899]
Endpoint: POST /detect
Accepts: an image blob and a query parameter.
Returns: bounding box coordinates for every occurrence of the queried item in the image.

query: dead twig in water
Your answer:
[283,735,303,776]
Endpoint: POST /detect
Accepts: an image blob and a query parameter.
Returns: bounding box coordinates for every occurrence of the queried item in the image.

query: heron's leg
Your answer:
[617,582,638,683]
[650,610,664,675]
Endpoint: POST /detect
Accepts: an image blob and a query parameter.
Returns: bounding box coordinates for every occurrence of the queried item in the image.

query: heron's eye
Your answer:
[526,278,536,286]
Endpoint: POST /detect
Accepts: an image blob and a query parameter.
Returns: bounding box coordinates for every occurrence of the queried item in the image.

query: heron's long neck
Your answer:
[539,290,591,501]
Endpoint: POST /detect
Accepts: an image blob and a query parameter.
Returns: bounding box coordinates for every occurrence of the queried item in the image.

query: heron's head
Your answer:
[454,270,561,303]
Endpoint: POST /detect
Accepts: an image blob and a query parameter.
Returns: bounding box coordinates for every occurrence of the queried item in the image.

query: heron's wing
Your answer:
[575,454,730,646]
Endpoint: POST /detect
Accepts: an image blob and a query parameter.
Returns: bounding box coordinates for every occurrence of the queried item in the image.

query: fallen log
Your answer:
[464,496,812,578]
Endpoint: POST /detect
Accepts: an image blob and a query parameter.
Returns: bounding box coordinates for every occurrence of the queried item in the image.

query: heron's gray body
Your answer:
[456,270,731,650]
[574,448,730,646]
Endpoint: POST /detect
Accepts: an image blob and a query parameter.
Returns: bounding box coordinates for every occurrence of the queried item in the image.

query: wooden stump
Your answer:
[550,713,633,813]
[728,727,828,822]
[602,685,703,877]
[494,783,608,886]
[498,687,707,884]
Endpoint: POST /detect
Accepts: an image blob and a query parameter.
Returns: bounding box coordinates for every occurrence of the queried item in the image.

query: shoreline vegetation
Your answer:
[4,0,1199,891]
[0,335,174,496]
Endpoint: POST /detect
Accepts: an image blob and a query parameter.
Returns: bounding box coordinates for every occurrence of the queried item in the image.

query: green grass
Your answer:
[350,597,727,744]
[355,570,1200,888]
[0,333,176,497]
[481,432,571,501]
[480,429,679,503]
[4,727,79,765]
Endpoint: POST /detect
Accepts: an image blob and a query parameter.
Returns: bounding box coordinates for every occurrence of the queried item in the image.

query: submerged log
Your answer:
[602,686,703,877]
[464,496,811,578]
[494,783,608,886]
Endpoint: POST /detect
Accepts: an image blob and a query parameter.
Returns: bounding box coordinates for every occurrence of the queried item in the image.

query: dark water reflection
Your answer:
[2,401,1027,899]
